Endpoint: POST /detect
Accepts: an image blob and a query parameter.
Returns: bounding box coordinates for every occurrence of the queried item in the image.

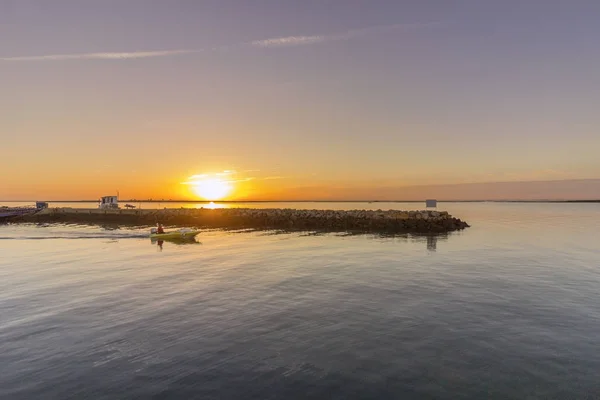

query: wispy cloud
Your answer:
[251,35,325,48]
[250,22,441,48]
[182,170,285,185]
[1,22,440,62]
[0,49,199,62]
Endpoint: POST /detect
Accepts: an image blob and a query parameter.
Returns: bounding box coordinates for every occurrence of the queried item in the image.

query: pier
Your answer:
[15,207,470,234]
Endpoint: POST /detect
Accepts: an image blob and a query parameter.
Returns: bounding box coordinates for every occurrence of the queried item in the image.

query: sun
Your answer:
[192,178,232,201]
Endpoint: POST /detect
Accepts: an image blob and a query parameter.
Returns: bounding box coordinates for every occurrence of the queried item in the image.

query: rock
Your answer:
[16,206,469,234]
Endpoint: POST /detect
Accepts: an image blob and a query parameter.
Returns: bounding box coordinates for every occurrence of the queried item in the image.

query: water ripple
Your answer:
[1,203,600,399]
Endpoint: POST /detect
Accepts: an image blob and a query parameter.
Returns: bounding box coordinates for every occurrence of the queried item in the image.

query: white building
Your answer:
[99,195,119,209]
[425,199,437,208]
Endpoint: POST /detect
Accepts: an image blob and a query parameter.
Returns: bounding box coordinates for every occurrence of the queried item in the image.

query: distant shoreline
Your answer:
[2,200,600,204]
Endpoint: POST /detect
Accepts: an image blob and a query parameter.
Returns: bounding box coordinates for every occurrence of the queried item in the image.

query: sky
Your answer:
[1,0,600,201]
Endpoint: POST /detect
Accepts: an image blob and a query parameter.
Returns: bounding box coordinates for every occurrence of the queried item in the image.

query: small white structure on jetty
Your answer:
[99,195,119,209]
[425,199,437,208]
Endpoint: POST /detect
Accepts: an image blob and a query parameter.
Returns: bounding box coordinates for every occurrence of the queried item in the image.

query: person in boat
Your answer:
[156,223,165,234]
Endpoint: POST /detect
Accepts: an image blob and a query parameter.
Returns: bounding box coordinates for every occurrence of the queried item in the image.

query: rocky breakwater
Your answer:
[20,207,470,234]
[207,208,469,234]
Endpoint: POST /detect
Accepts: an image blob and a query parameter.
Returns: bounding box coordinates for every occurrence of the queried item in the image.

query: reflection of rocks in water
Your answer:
[427,235,437,251]
[425,233,449,251]
[366,232,450,251]
[410,233,449,252]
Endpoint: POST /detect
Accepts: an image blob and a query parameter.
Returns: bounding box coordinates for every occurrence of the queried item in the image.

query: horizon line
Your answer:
[3,199,600,203]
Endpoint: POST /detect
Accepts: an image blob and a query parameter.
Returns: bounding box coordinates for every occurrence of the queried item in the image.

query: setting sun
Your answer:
[191,178,232,201]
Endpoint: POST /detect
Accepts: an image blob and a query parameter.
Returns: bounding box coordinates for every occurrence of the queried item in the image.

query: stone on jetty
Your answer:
[17,207,470,234]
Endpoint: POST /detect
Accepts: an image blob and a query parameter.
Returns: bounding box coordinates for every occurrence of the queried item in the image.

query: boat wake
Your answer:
[0,233,149,240]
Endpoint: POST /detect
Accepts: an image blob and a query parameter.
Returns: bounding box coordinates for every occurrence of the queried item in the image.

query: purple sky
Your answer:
[1,0,600,200]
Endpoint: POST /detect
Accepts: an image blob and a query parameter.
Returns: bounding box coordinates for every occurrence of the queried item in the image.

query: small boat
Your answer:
[149,228,201,240]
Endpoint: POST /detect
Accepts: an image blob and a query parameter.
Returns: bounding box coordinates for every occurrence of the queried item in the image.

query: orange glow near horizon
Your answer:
[3,169,600,202]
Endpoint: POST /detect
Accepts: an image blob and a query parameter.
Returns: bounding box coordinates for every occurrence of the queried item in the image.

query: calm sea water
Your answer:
[1,202,600,399]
